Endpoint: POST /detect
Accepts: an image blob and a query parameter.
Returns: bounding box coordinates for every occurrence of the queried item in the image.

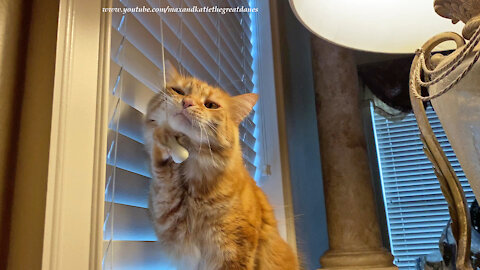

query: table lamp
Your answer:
[290,1,480,269]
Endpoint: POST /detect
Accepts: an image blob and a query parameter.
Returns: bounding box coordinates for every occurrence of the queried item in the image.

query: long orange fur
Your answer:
[144,63,299,270]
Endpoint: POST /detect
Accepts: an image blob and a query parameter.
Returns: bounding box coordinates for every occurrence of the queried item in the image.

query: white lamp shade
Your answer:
[289,0,464,53]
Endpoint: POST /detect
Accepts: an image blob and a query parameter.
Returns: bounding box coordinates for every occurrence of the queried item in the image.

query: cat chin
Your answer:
[170,123,218,147]
[167,114,220,146]
[169,119,202,143]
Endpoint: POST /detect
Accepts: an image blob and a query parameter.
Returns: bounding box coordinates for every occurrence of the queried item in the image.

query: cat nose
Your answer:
[182,98,194,109]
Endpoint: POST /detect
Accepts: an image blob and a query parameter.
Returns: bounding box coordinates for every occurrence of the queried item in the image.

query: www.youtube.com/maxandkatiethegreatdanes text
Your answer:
[102,5,259,14]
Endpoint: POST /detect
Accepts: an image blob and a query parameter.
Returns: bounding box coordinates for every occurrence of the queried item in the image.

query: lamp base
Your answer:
[317,266,398,270]
[319,249,397,270]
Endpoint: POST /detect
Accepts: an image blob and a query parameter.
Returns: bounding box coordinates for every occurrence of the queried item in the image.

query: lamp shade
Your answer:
[289,0,464,53]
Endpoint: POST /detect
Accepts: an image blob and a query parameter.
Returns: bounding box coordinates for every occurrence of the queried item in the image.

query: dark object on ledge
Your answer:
[416,200,480,269]
[471,200,480,233]
[358,51,456,114]
[358,56,414,113]
[416,250,445,270]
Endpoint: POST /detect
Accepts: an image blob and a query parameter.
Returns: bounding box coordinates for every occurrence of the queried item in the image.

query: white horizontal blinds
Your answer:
[371,105,475,270]
[109,0,257,172]
[103,1,258,269]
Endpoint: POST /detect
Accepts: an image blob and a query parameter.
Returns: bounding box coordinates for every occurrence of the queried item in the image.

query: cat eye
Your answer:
[170,87,185,96]
[204,101,220,109]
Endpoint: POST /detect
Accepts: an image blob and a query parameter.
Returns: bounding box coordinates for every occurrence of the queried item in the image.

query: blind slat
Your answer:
[188,0,253,67]
[105,241,175,270]
[105,203,155,241]
[200,0,253,58]
[106,165,150,208]
[110,100,145,143]
[110,61,156,114]
[107,131,151,178]
[112,30,164,91]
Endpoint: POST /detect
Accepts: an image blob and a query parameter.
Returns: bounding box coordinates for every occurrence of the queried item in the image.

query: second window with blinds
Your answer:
[103,1,287,269]
[370,104,476,270]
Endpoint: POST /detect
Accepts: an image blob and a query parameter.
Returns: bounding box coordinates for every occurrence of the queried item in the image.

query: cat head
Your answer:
[146,62,257,150]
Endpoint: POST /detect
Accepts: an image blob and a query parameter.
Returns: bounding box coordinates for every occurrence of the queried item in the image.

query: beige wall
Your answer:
[0,0,60,269]
[0,1,32,267]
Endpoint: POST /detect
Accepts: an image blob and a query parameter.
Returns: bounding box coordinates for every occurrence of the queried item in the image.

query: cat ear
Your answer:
[163,60,180,84]
[230,93,258,124]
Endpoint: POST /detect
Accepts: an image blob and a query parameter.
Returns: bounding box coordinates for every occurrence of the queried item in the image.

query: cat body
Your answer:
[145,63,298,270]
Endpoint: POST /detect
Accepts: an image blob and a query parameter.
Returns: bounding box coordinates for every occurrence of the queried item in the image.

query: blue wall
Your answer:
[273,1,329,268]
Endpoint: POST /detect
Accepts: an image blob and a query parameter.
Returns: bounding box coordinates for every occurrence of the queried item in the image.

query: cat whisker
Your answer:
[195,125,222,151]
[195,119,203,155]
[196,119,224,148]
[200,124,216,166]
[203,122,230,150]
[206,126,226,145]
[204,121,218,133]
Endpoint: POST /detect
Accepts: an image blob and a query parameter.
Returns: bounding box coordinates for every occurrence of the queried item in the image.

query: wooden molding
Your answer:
[90,0,112,269]
[41,0,110,269]
[268,0,298,254]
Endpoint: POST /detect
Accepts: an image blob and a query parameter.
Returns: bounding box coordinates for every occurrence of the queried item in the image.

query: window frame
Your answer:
[361,96,392,252]
[42,0,111,269]
[249,0,297,249]
[42,1,297,269]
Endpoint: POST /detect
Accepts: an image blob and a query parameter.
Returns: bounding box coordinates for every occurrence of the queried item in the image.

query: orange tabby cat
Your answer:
[144,63,299,270]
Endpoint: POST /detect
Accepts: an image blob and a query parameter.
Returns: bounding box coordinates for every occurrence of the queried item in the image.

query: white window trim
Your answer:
[252,0,297,251]
[41,0,297,269]
[42,0,111,269]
